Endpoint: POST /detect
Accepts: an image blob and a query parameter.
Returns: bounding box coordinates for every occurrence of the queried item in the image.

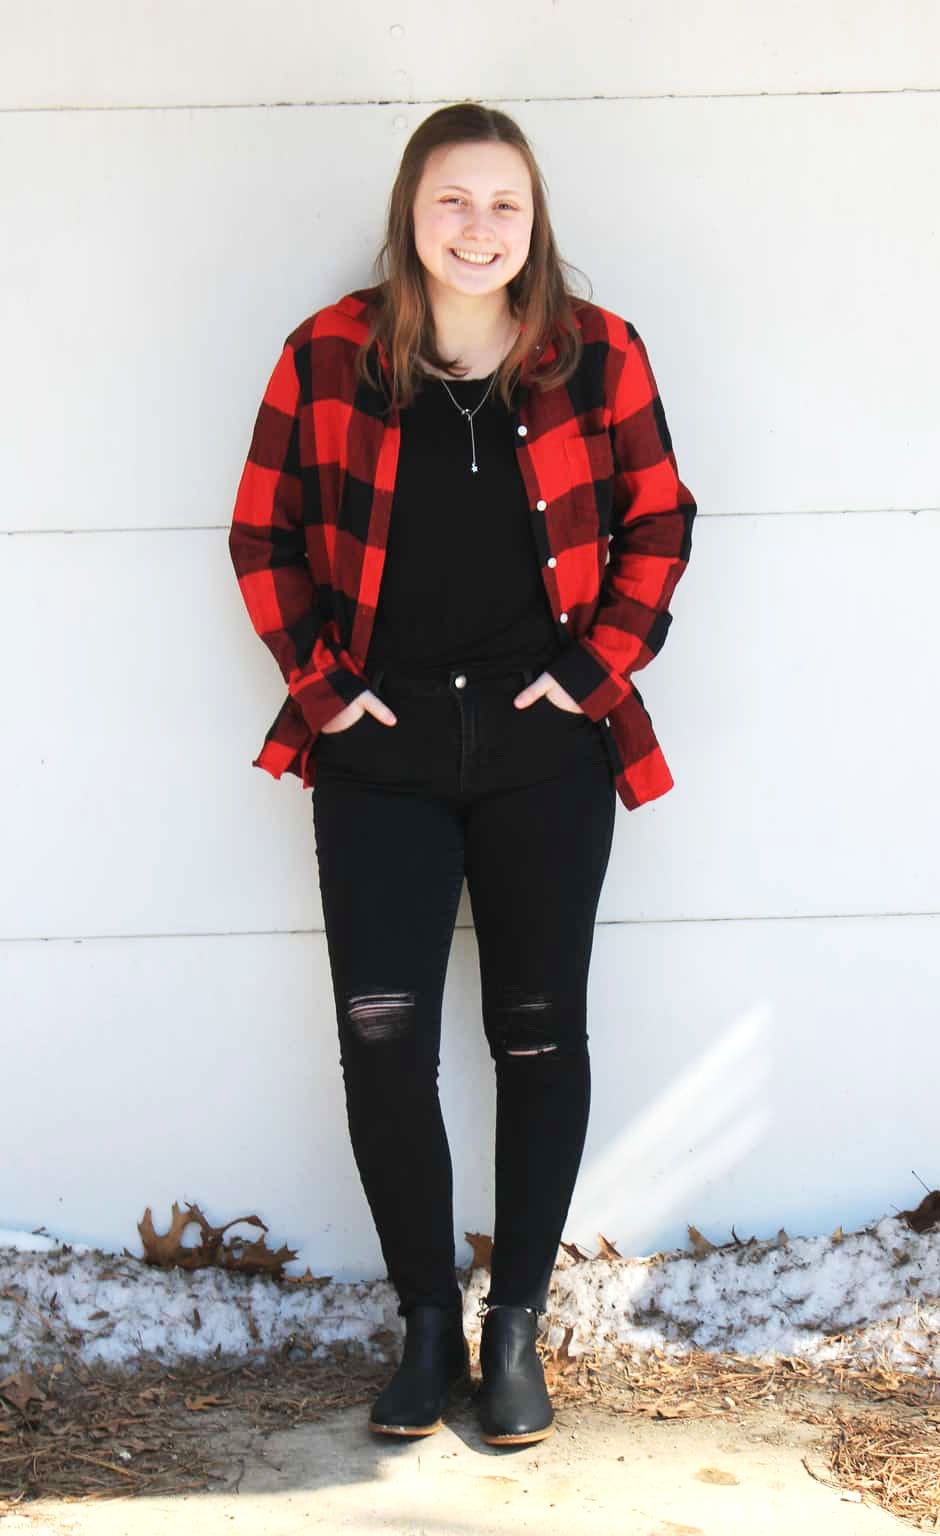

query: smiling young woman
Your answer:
[229,99,697,1448]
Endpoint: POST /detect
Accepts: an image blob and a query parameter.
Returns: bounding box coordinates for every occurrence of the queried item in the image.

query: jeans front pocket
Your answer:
[315,707,375,757]
[535,693,594,725]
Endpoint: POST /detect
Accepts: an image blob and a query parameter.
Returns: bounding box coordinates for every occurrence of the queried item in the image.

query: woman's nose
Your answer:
[462,210,492,236]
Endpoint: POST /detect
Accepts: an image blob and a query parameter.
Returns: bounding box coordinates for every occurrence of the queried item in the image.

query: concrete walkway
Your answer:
[10,1387,902,1535]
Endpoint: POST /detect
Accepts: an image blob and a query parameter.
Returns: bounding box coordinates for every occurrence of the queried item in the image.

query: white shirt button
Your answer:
[536,498,546,510]
[546,556,557,568]
[559,611,569,623]
[454,673,467,688]
[517,424,527,436]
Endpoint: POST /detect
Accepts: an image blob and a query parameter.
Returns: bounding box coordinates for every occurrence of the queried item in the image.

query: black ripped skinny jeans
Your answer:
[311,659,617,1317]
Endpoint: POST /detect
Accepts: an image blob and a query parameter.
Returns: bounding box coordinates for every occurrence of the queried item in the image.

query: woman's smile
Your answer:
[450,248,500,266]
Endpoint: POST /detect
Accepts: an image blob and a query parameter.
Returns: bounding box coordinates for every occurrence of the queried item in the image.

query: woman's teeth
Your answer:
[451,249,498,265]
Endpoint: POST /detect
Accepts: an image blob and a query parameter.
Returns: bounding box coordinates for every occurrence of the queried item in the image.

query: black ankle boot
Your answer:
[369,1303,470,1437]
[476,1298,554,1445]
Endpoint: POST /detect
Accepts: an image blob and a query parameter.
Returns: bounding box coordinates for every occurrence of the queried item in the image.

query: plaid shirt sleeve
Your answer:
[544,324,697,720]
[228,341,370,736]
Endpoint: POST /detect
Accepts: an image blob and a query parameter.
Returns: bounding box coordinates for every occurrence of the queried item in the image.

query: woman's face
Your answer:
[412,140,534,303]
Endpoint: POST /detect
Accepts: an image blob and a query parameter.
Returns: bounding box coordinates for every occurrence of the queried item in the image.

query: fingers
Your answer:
[322,693,388,734]
[512,671,549,708]
[512,672,583,713]
[359,689,397,727]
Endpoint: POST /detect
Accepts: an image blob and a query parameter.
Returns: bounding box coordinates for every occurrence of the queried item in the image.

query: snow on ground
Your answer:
[0,1215,938,1375]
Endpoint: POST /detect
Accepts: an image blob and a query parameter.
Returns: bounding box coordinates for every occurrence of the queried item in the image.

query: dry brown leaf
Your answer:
[897,1190,940,1233]
[727,1227,761,1249]
[137,1201,298,1277]
[560,1240,590,1262]
[138,1202,201,1267]
[0,1370,45,1413]
[464,1232,493,1271]
[183,1395,229,1412]
[281,1267,333,1288]
[596,1233,622,1260]
[219,1235,298,1276]
[552,1324,575,1365]
[688,1225,716,1257]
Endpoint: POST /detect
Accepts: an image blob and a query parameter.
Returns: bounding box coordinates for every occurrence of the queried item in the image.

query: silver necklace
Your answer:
[437,368,499,473]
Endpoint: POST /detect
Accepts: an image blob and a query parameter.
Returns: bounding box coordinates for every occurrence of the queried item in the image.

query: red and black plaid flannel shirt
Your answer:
[229,285,696,811]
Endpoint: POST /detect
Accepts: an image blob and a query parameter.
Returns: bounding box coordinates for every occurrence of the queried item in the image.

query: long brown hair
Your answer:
[355,101,592,411]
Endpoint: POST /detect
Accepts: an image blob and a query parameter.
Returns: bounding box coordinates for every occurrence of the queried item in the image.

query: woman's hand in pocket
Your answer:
[512,672,585,714]
[320,689,398,734]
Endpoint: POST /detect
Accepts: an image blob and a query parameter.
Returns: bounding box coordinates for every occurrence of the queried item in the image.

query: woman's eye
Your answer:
[442,198,517,210]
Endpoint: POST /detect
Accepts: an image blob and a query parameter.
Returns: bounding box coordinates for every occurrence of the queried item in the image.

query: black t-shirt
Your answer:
[364,369,560,678]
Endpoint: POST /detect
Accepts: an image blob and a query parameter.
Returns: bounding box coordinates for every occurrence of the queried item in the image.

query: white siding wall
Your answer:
[2,2,938,1280]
